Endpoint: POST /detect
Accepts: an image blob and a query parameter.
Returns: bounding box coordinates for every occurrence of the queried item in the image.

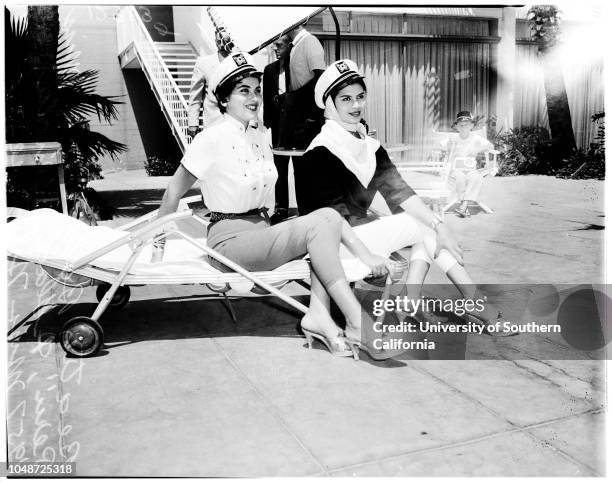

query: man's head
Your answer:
[286,25,305,41]
[272,35,291,61]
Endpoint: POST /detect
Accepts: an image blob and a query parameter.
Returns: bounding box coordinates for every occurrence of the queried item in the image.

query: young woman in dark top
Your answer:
[294,60,516,337]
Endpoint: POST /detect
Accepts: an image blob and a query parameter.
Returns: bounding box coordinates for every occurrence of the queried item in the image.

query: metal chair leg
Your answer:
[443,197,459,212]
[476,201,494,214]
[221,292,238,324]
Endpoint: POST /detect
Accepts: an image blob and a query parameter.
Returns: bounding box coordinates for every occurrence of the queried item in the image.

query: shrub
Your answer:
[590,111,605,158]
[554,149,604,180]
[493,113,605,179]
[144,155,179,176]
[494,126,555,176]
[555,112,605,180]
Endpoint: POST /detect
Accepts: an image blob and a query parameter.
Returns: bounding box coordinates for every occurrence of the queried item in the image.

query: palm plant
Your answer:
[5,6,127,197]
[4,8,31,142]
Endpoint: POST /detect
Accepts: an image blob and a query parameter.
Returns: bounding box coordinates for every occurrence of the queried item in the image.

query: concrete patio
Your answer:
[6,169,607,477]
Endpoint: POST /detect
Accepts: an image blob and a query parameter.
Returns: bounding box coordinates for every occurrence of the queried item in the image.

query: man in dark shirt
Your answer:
[263,35,292,223]
[277,25,326,150]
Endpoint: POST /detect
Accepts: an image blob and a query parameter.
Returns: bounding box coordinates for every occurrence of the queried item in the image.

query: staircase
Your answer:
[155,42,198,102]
[116,6,200,153]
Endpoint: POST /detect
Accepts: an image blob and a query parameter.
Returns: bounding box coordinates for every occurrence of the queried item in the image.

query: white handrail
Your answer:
[116,6,190,151]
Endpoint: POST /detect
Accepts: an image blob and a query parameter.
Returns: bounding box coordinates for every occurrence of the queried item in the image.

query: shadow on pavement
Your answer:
[8,296,412,367]
[9,294,305,347]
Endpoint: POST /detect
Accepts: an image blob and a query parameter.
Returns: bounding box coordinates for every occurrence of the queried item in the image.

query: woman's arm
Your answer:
[157,165,197,218]
[374,148,417,213]
[151,165,197,262]
[341,219,396,277]
[373,146,463,264]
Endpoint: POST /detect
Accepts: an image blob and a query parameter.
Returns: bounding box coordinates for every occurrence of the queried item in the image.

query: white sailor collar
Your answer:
[221,113,253,134]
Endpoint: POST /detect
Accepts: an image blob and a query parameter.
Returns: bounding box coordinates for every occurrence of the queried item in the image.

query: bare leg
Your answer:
[405,259,430,301]
[301,271,342,338]
[325,279,363,341]
[453,171,469,214]
[464,170,484,203]
[446,262,501,322]
[446,263,475,297]
[454,170,467,202]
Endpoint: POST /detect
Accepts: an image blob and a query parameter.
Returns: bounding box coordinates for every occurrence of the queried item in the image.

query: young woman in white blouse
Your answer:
[155,52,404,360]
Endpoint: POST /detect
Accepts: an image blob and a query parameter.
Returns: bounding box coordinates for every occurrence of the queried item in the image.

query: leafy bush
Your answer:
[62,142,103,192]
[492,112,605,179]
[554,149,604,180]
[590,111,605,158]
[144,155,179,176]
[494,126,555,176]
[555,112,604,180]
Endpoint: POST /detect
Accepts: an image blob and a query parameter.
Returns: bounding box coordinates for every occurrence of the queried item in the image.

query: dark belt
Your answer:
[209,208,270,224]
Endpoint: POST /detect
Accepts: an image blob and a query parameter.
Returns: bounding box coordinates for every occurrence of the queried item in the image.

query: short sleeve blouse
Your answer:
[442,133,493,158]
[181,115,277,213]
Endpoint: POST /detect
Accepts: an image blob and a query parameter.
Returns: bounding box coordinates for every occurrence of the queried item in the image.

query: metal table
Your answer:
[5,142,68,214]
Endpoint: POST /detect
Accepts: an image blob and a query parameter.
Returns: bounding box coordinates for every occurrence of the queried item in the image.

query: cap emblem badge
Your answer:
[335,61,350,73]
[232,53,247,66]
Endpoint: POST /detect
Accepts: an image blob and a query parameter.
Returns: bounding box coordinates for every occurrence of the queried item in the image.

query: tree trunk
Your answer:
[26,5,59,140]
[541,49,577,161]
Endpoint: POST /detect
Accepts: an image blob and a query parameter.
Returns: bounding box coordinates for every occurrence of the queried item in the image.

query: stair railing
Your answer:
[116,6,190,151]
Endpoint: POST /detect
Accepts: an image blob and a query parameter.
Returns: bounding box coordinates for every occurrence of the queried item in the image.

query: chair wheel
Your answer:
[59,316,104,357]
[96,284,130,308]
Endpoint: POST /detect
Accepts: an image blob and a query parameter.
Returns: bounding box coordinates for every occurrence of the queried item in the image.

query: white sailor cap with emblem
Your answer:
[314,59,365,109]
[209,51,263,101]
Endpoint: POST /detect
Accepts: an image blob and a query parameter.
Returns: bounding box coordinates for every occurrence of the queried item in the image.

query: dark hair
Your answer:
[329,77,367,103]
[215,73,261,113]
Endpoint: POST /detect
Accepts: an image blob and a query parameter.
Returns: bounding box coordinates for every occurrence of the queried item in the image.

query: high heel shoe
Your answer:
[302,328,354,358]
[344,275,411,361]
[343,329,409,361]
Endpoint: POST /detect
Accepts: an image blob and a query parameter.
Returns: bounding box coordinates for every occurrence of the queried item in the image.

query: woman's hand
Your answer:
[434,224,464,265]
[361,252,397,278]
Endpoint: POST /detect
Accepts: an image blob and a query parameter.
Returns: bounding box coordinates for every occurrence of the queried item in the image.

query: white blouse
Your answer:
[182,115,277,213]
[441,132,493,159]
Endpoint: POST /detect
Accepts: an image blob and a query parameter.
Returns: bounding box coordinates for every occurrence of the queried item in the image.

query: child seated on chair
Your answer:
[442,111,494,217]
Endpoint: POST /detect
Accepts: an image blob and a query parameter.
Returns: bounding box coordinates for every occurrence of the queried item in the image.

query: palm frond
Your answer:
[5,7,28,39]
[56,21,79,74]
[62,121,127,162]
[5,7,31,80]
[57,70,124,124]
